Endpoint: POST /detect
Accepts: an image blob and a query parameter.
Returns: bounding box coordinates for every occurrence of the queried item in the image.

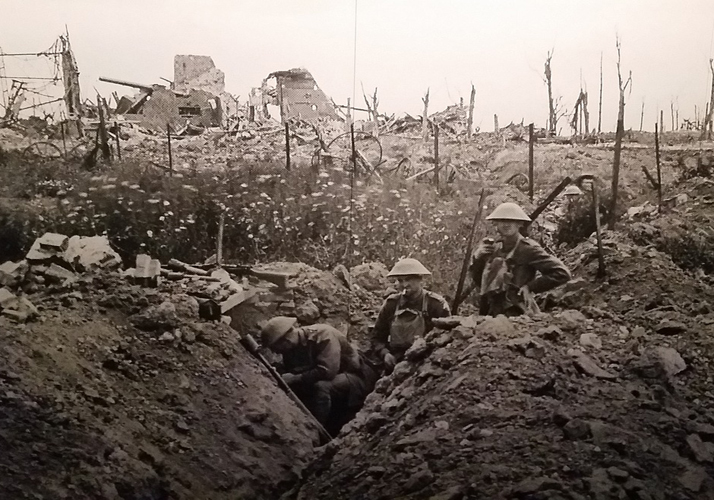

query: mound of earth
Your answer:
[0,271,319,500]
[292,307,714,499]
[292,231,714,500]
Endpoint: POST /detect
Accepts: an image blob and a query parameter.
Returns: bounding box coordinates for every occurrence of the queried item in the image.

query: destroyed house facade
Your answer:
[258,68,340,123]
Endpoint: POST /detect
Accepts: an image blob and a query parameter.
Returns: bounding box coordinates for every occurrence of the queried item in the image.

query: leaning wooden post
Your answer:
[284,122,291,171]
[114,121,121,160]
[97,95,111,162]
[167,122,173,177]
[467,84,475,138]
[434,123,440,189]
[528,123,535,202]
[655,123,662,213]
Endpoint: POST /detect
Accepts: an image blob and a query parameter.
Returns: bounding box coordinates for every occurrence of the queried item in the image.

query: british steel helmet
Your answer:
[387,258,432,277]
[486,202,531,222]
[563,184,583,196]
[261,316,298,346]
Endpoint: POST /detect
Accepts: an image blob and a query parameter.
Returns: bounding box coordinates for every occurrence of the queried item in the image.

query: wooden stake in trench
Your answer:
[114,121,121,160]
[167,122,173,177]
[528,123,535,202]
[655,122,662,212]
[452,188,486,314]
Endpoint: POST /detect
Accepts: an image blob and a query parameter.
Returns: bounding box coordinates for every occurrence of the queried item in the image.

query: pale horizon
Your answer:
[2,0,713,133]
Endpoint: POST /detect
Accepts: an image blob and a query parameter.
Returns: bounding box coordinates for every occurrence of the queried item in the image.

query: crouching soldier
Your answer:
[261,316,377,436]
[470,202,571,317]
[370,258,450,374]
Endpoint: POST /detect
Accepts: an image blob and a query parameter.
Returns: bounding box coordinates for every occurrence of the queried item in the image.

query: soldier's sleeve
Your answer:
[523,242,572,293]
[296,328,340,385]
[428,292,451,318]
[469,252,487,290]
[371,297,398,356]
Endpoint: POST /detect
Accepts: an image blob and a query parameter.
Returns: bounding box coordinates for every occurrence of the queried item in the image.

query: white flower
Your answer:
[147,230,153,237]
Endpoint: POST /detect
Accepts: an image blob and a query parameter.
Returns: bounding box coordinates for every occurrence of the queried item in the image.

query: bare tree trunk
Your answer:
[639,101,644,131]
[494,114,499,132]
[676,109,679,130]
[545,51,556,136]
[421,88,430,141]
[703,60,714,140]
[598,52,603,134]
[609,36,632,231]
[467,84,475,138]
[671,102,675,132]
[582,91,590,134]
[660,110,664,134]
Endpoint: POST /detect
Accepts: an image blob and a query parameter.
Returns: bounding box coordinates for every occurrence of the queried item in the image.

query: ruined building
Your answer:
[252,68,340,123]
[102,55,237,132]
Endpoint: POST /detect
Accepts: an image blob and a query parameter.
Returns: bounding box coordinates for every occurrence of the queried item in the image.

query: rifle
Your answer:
[238,331,333,444]
[451,188,486,314]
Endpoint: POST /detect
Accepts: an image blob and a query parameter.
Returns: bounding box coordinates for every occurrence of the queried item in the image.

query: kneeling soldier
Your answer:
[261,316,377,436]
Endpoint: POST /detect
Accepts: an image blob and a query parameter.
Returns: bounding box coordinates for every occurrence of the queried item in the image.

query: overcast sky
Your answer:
[2,0,713,133]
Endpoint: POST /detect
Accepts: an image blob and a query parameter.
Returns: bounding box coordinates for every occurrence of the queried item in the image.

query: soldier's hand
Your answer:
[474,238,496,259]
[282,373,300,386]
[383,353,396,371]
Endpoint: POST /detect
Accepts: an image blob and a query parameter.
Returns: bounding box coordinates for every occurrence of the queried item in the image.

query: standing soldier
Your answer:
[370,258,451,373]
[261,317,377,436]
[470,202,571,317]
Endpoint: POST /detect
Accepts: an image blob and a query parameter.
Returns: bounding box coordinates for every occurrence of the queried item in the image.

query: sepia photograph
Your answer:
[1,1,714,498]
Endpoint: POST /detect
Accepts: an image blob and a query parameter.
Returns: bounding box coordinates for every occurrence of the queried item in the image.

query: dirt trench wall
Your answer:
[0,272,318,500]
[294,309,714,500]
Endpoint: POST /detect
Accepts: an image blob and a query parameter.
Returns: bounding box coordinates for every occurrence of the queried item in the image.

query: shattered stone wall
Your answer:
[173,55,225,96]
[173,55,237,125]
[266,68,340,123]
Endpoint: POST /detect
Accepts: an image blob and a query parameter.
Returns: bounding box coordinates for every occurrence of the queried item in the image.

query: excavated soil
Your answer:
[291,234,714,500]
[0,272,321,500]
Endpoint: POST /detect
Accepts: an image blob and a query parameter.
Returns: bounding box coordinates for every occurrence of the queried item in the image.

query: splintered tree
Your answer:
[545,51,556,135]
[571,89,590,135]
[597,52,603,134]
[421,88,430,141]
[608,36,632,230]
[361,84,380,137]
[467,83,476,138]
[543,50,566,136]
[702,59,714,140]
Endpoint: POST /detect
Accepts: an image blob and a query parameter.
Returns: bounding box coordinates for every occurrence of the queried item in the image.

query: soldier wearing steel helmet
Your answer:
[370,258,451,373]
[470,202,571,317]
[261,316,377,435]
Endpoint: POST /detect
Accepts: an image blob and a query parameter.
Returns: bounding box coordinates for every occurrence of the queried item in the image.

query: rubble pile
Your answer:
[0,237,334,499]
[294,304,714,499]
[292,229,714,500]
[0,231,396,499]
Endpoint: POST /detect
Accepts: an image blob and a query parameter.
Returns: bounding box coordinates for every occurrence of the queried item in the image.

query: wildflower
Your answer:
[130,184,140,189]
[148,199,160,204]
[163,200,170,206]
[88,187,97,192]
[147,230,153,237]
[102,184,116,190]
